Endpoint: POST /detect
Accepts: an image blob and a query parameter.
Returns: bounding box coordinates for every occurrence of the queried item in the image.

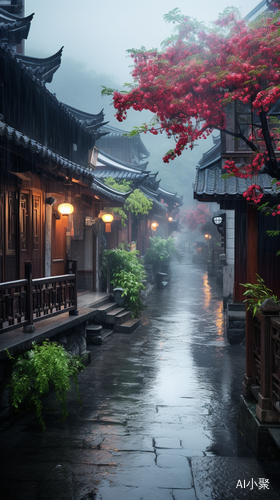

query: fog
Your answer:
[24,0,260,203]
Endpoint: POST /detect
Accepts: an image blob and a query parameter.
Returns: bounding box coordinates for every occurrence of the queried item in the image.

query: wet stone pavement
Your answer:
[1,255,280,499]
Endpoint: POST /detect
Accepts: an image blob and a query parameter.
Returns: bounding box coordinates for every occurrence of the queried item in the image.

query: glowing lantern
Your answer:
[58,202,74,215]
[151,221,159,231]
[168,216,173,222]
[102,213,114,232]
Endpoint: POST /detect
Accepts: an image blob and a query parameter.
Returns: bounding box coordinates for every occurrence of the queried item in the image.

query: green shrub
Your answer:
[144,236,179,271]
[241,274,279,316]
[6,341,84,431]
[111,270,145,318]
[102,247,146,317]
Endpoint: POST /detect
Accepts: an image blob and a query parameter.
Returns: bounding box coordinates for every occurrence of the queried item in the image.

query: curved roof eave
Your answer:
[97,150,150,172]
[0,119,126,203]
[194,164,278,199]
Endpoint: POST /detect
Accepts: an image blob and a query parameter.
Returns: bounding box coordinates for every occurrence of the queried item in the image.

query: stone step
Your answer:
[115,310,131,324]
[101,328,114,341]
[114,318,141,334]
[268,428,280,449]
[105,308,126,325]
[89,295,112,308]
[86,324,102,335]
[96,302,117,313]
[87,327,114,346]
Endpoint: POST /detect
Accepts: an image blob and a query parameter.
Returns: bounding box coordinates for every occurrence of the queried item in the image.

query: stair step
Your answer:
[105,308,126,324]
[268,428,280,449]
[115,310,131,324]
[96,302,117,313]
[86,325,102,335]
[114,318,141,334]
[101,329,114,341]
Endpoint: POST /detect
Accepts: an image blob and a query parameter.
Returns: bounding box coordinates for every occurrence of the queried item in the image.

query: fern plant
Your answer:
[241,274,279,316]
[6,341,84,431]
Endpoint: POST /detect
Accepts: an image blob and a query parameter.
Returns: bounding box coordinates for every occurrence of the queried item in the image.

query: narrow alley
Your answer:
[1,256,280,499]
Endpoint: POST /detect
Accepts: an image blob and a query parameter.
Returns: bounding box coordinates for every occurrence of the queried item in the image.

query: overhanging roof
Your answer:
[15,48,63,84]
[0,7,33,45]
[0,119,127,203]
[95,150,150,182]
[194,164,278,201]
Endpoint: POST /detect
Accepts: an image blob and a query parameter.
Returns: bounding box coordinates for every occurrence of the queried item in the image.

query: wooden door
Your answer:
[19,190,43,279]
[5,190,17,282]
[19,190,32,279]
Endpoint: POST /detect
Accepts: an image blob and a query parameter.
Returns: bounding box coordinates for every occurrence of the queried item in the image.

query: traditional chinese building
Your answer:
[0,4,128,292]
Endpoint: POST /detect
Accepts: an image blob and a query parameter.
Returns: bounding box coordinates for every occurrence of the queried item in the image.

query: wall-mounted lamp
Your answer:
[151,221,159,231]
[212,211,226,251]
[58,202,74,216]
[46,196,56,206]
[102,213,114,232]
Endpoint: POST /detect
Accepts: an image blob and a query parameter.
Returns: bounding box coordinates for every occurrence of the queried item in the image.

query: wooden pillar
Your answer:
[243,203,258,396]
[23,261,35,333]
[128,212,132,245]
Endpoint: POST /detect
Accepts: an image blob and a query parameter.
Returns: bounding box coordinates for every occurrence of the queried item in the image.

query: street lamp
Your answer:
[58,202,74,215]
[102,213,114,232]
[212,212,226,250]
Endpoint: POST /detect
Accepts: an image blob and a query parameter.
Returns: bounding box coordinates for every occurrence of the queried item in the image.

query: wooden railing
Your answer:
[0,260,78,334]
[244,310,280,422]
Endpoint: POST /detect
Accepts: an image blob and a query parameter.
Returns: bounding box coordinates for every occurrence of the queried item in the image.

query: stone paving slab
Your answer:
[191,457,280,499]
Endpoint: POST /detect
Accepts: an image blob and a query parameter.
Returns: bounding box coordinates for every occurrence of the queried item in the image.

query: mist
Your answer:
[24,0,260,204]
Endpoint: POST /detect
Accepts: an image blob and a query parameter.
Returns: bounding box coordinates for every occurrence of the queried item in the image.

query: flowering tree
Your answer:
[179,204,211,232]
[102,4,280,204]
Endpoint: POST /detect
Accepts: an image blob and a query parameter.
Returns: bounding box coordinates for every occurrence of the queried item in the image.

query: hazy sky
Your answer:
[23,1,262,202]
[25,0,260,84]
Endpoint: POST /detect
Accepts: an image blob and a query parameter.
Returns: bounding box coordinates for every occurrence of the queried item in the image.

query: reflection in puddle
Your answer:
[202,272,211,308]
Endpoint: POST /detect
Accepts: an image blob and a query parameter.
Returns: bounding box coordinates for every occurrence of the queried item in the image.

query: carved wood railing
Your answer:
[243,310,280,423]
[0,260,78,334]
[270,317,280,418]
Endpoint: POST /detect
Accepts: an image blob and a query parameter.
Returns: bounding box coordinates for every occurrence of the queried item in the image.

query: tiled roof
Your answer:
[0,43,108,141]
[194,134,279,200]
[158,186,183,206]
[0,119,127,203]
[96,150,150,175]
[14,48,63,84]
[62,104,108,134]
[198,136,221,169]
[194,164,278,200]
[140,186,167,212]
[98,124,150,159]
[0,7,33,45]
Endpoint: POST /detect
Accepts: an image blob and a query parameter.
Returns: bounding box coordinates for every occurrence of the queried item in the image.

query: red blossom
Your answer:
[112,7,280,207]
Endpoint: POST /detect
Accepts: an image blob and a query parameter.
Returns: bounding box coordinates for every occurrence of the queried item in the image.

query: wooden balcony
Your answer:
[0,260,78,335]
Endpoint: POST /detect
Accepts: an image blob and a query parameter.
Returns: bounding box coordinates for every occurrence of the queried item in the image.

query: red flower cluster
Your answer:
[242,185,264,203]
[180,205,211,232]
[112,7,280,207]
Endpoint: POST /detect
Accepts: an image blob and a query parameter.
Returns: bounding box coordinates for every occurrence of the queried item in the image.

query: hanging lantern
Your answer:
[58,202,74,215]
[168,216,173,222]
[151,221,159,231]
[102,213,114,232]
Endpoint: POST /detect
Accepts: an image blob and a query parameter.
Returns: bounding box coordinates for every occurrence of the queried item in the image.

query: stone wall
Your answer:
[0,313,93,422]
